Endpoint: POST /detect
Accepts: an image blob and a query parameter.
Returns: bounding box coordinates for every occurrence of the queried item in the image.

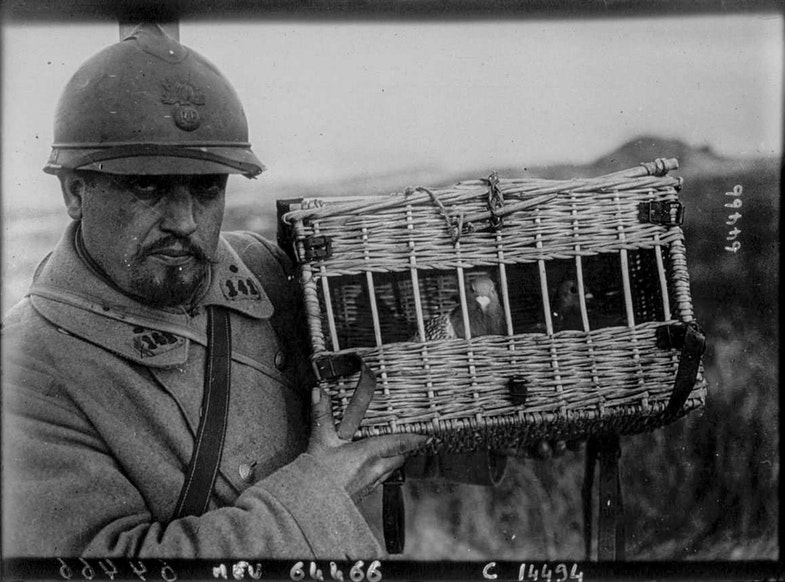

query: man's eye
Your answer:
[194,185,222,198]
[129,179,161,197]
[191,177,224,199]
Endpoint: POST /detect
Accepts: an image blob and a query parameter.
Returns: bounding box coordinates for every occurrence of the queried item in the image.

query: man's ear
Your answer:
[60,172,87,220]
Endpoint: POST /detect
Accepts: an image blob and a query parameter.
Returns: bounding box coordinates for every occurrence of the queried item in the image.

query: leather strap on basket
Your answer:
[337,359,377,441]
[173,306,232,519]
[313,353,377,440]
[661,322,706,421]
[583,434,625,561]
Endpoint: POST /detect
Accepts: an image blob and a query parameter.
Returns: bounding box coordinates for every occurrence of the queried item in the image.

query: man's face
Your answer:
[77,173,227,308]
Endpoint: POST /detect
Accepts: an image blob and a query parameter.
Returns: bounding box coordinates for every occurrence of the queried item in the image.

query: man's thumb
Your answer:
[310,387,335,434]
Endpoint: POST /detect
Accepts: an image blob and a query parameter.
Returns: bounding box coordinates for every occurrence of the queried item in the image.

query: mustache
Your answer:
[139,236,217,264]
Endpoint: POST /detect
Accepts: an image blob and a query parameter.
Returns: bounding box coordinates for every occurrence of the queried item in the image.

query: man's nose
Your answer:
[159,186,198,237]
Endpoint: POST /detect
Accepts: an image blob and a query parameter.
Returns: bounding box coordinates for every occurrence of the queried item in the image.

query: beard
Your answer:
[124,235,217,308]
[127,259,211,308]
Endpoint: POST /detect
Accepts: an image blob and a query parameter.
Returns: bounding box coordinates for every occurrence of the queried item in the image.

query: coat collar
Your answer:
[28,222,274,367]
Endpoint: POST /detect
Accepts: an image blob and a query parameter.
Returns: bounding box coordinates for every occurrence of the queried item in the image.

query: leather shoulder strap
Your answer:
[172,306,232,519]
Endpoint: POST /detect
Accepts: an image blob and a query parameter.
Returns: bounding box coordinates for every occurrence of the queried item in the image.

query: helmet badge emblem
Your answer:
[161,78,206,132]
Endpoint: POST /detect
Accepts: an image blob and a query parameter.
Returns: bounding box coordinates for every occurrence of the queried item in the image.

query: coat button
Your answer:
[238,462,256,482]
[274,350,287,371]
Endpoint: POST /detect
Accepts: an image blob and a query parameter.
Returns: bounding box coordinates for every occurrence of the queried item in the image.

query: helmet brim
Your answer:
[44,145,265,178]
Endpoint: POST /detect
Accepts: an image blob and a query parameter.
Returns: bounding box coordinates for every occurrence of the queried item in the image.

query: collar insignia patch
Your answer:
[132,326,185,358]
[220,275,262,302]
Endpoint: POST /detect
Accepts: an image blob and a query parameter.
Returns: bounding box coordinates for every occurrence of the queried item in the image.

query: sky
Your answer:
[1,12,782,213]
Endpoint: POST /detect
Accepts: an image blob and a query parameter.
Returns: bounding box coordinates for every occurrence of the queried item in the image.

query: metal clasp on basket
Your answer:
[508,376,528,406]
[638,200,684,226]
[298,235,333,262]
[656,321,706,354]
[312,353,361,381]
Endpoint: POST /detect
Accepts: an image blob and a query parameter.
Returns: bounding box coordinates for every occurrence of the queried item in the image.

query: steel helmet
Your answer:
[44,23,264,178]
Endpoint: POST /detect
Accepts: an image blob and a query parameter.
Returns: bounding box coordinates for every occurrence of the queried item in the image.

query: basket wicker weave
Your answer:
[278,158,707,454]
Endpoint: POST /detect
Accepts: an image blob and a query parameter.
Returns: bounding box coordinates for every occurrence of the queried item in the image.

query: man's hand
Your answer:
[306,387,429,502]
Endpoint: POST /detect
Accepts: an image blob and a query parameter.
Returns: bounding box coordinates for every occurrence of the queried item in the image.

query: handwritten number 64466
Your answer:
[724,185,743,253]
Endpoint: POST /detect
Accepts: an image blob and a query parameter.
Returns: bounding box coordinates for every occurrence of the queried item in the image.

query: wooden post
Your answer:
[119,21,179,41]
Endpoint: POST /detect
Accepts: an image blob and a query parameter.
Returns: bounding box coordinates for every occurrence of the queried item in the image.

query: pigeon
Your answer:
[551,278,593,332]
[419,275,505,341]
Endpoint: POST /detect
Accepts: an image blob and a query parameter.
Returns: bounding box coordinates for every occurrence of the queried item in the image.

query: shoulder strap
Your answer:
[173,306,232,519]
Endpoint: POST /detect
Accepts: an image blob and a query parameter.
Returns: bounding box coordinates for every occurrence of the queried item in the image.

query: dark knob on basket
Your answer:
[508,376,528,406]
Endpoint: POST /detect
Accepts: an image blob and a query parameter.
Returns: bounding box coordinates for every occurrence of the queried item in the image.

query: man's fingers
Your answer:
[361,433,430,459]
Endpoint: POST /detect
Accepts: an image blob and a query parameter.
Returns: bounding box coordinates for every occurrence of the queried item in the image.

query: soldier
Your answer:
[1,23,427,558]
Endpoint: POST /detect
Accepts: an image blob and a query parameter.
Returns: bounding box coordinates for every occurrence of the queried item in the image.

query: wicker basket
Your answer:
[277,158,707,454]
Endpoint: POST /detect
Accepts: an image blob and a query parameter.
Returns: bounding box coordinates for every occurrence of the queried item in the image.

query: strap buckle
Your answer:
[638,200,684,226]
[312,353,362,381]
[299,235,332,263]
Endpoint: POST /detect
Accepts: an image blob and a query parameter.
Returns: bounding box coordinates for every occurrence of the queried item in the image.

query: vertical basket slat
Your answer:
[570,193,591,333]
[406,205,428,341]
[360,225,384,347]
[535,213,554,336]
[365,271,383,347]
[455,256,471,340]
[495,233,515,337]
[313,220,340,352]
[654,235,673,321]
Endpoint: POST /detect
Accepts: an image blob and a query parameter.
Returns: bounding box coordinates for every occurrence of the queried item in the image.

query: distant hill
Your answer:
[592,135,726,171]
[499,135,779,181]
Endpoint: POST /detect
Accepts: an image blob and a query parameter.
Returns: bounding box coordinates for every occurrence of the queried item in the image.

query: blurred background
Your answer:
[2,2,780,562]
